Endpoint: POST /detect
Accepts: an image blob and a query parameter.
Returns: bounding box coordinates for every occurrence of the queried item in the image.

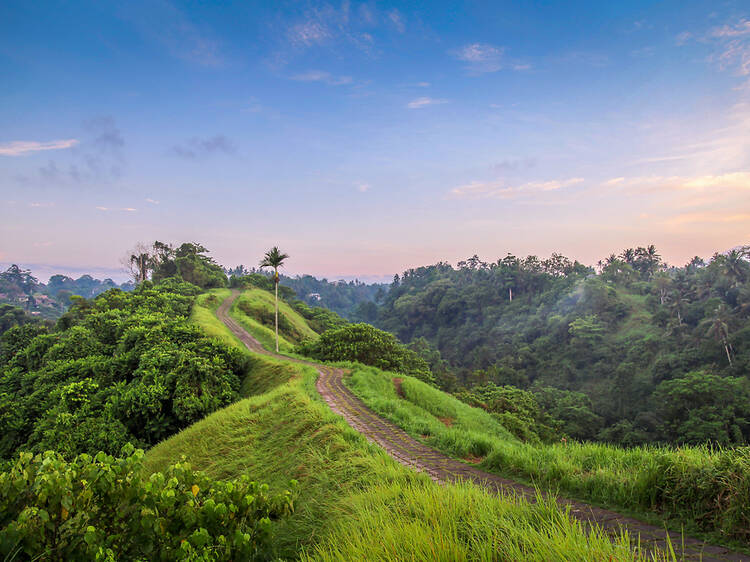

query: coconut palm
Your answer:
[703,304,733,366]
[259,246,289,352]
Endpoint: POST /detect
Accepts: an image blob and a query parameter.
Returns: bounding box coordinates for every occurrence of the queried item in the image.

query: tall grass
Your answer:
[302,483,670,562]
[346,365,750,545]
[146,355,670,561]
[152,296,675,560]
[229,289,318,352]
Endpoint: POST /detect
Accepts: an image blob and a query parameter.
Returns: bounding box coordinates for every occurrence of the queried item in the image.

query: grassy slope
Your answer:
[144,291,667,560]
[229,288,318,353]
[346,366,750,550]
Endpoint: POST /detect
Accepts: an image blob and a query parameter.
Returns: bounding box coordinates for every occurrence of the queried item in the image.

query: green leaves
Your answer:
[296,323,435,385]
[0,447,297,560]
[0,283,245,461]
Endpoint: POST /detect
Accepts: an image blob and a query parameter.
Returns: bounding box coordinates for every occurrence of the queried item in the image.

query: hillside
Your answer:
[1,279,747,559]
[145,290,674,560]
[371,247,750,447]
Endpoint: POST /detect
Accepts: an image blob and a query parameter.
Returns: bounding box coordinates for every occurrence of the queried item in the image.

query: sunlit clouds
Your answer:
[0,139,78,156]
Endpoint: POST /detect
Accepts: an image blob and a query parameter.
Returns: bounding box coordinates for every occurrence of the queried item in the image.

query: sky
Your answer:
[1,0,749,282]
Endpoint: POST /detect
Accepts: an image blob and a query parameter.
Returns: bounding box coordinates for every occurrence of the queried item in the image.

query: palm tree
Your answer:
[704,304,733,366]
[722,248,749,288]
[259,246,289,352]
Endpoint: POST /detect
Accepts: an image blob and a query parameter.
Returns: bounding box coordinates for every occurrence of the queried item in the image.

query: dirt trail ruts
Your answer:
[217,290,746,561]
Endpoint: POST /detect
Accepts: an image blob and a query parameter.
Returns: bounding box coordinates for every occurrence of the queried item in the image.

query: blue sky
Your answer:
[1,1,749,281]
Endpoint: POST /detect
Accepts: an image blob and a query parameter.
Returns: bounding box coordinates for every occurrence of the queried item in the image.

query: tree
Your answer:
[704,304,734,366]
[259,247,289,353]
[121,242,153,284]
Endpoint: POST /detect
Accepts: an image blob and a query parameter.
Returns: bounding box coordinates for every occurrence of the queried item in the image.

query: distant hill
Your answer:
[0,264,134,319]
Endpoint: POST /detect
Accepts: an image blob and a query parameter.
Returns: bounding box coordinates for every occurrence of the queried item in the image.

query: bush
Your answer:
[0,282,248,460]
[296,323,434,384]
[0,445,296,561]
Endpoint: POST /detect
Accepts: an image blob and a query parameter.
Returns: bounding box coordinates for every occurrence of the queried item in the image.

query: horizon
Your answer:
[0,239,741,286]
[2,1,749,275]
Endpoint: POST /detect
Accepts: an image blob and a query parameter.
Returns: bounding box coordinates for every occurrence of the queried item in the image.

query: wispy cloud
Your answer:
[171,135,237,159]
[450,177,584,199]
[387,9,405,33]
[452,43,504,73]
[0,139,78,156]
[288,20,330,47]
[675,31,693,46]
[356,183,370,192]
[145,198,159,205]
[451,42,530,74]
[665,211,750,226]
[29,202,55,208]
[12,116,126,187]
[119,1,224,67]
[96,206,137,212]
[407,96,448,109]
[291,70,353,85]
[709,18,750,75]
[605,172,750,194]
[284,3,375,54]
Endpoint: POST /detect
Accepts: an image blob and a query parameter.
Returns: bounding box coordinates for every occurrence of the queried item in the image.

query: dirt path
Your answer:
[217,291,745,561]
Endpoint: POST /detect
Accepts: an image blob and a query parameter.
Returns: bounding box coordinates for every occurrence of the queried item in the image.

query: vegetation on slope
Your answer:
[0,445,294,561]
[345,367,750,544]
[149,302,667,561]
[372,246,750,447]
[0,280,247,460]
[296,323,434,384]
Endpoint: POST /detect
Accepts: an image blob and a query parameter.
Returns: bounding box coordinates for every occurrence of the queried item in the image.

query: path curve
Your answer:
[217,291,745,561]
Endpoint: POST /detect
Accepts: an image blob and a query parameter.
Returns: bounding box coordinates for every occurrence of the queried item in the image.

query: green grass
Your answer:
[146,293,675,560]
[345,366,750,549]
[190,289,241,348]
[347,363,518,458]
[146,354,668,561]
[229,288,318,352]
[303,483,668,562]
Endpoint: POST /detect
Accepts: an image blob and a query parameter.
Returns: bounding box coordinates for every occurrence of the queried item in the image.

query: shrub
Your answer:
[296,323,435,384]
[0,445,296,561]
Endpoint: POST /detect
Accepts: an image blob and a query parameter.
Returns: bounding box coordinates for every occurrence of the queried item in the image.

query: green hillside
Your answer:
[230,288,320,352]
[145,295,666,561]
[374,248,750,447]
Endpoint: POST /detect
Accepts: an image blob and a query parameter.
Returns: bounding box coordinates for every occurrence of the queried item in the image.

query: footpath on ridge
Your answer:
[217,290,745,562]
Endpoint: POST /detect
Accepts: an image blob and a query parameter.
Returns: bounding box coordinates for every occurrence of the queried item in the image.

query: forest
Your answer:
[366,246,750,446]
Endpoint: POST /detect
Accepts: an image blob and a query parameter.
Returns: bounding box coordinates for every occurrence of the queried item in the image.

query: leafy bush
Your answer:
[454,383,559,443]
[0,445,296,561]
[296,323,434,384]
[0,282,247,460]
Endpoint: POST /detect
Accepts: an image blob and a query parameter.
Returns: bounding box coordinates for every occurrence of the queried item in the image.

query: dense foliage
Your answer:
[374,246,750,446]
[296,323,434,384]
[0,304,44,336]
[0,265,133,319]
[230,273,349,334]
[150,242,227,289]
[0,445,296,561]
[278,274,384,319]
[454,383,559,443]
[0,281,247,460]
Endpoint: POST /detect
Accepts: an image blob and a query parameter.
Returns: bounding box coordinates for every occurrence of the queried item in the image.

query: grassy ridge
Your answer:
[190,289,240,348]
[146,357,665,561]
[229,289,318,352]
[148,290,671,560]
[346,366,750,546]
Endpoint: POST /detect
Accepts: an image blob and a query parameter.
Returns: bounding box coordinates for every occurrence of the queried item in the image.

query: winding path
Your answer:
[217,291,745,561]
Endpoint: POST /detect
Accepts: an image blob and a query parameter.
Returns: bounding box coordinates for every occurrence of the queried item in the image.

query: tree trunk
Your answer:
[509,287,512,302]
[274,278,279,353]
[724,340,732,366]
